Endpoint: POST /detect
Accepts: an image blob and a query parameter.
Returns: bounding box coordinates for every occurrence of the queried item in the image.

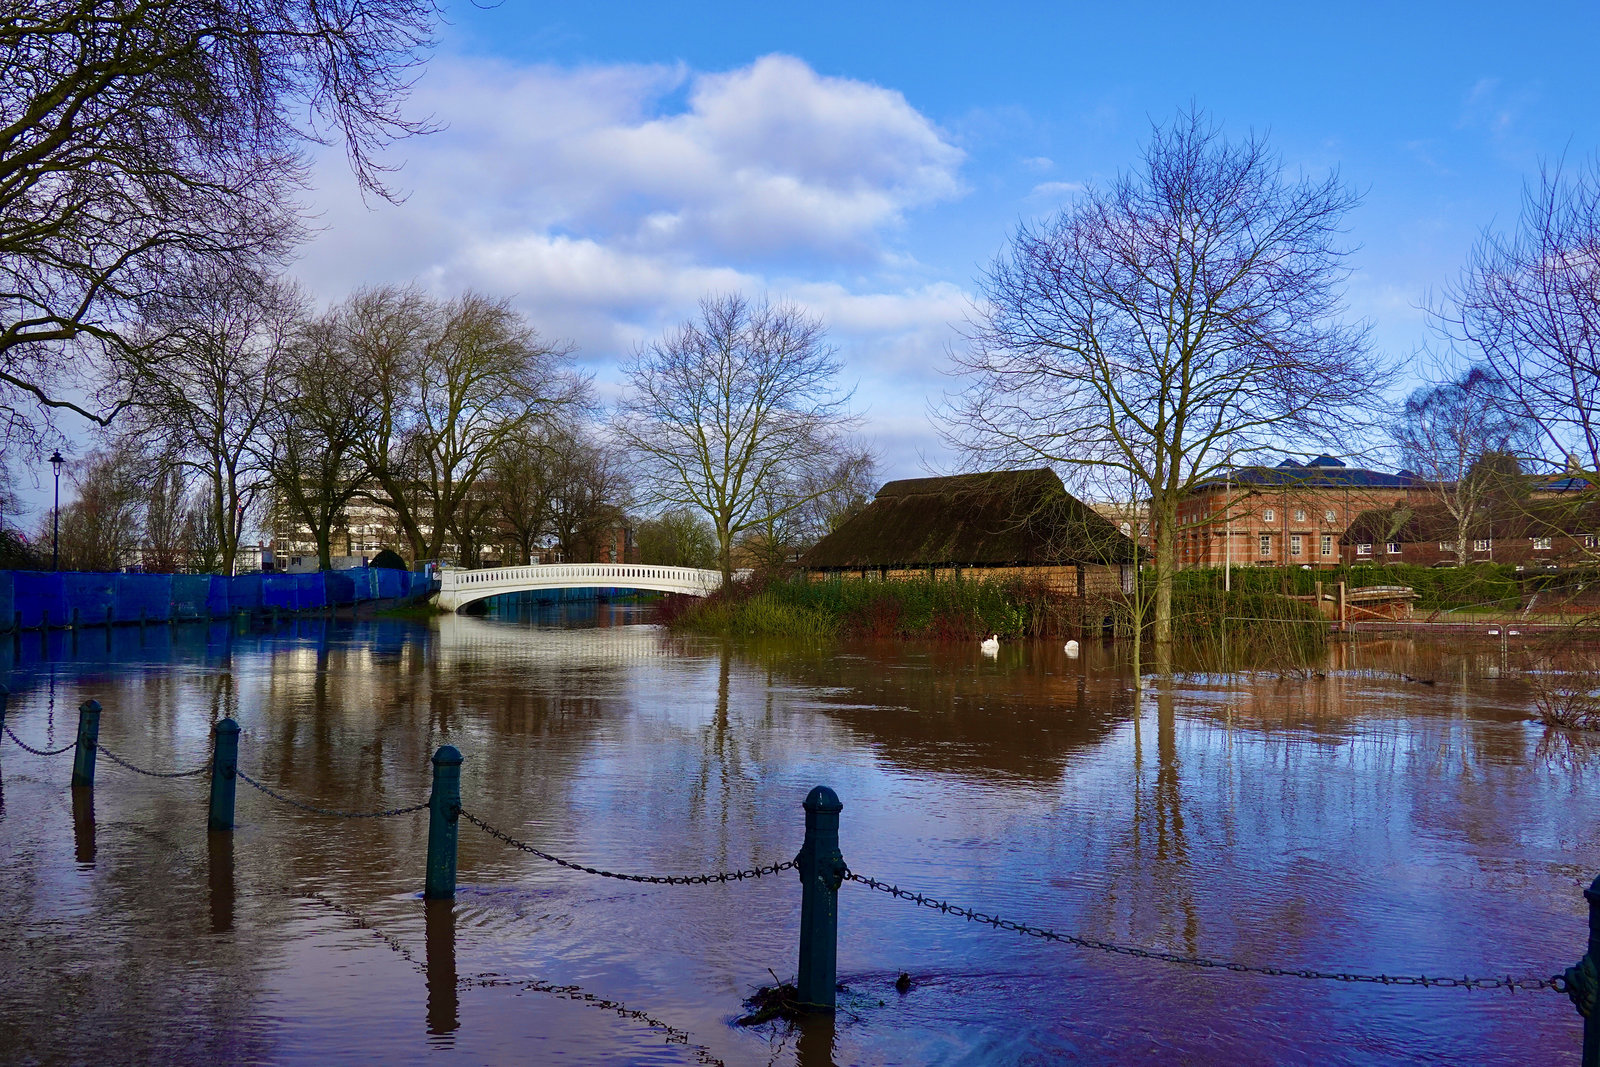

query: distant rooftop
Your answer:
[1196,456,1411,491]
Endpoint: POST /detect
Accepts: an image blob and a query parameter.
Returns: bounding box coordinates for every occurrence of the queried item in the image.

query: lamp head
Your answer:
[48,449,64,474]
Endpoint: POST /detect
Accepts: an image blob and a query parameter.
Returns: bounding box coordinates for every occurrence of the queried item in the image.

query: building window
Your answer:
[1324,509,1337,523]
[1290,533,1303,556]
[1293,508,1307,522]
[1321,534,1333,556]
[1262,508,1275,522]
[1260,534,1272,557]
[1533,536,1552,550]
[1357,543,1372,556]
[1386,542,1401,555]
[1440,541,1456,553]
[1585,535,1598,549]
[1474,538,1491,552]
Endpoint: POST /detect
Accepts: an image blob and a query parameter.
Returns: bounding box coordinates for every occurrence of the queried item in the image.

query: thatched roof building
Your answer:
[802,469,1136,574]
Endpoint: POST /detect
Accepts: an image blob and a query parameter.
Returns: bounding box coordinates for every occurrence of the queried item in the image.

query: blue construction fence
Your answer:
[0,569,437,631]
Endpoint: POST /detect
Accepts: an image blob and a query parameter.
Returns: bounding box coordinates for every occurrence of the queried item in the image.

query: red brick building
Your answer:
[1342,499,1599,569]
[1172,457,1415,570]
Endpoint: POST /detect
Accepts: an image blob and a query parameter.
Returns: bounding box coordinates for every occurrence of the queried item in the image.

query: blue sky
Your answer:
[25,2,1600,510]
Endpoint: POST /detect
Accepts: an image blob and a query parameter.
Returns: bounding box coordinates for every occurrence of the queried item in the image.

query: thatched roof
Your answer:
[802,469,1136,570]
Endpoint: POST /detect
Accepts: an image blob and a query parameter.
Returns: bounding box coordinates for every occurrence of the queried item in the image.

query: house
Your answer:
[800,469,1137,595]
[1342,498,1600,568]
[1171,456,1415,570]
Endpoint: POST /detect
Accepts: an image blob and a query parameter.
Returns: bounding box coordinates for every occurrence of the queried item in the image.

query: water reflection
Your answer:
[425,900,459,1038]
[208,830,234,933]
[0,611,1593,1064]
[71,785,95,866]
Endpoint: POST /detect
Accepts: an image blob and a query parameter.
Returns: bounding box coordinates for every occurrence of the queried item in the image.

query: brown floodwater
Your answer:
[0,603,1595,1065]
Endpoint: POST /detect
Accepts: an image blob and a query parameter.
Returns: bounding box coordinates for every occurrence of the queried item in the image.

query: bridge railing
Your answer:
[438,563,722,592]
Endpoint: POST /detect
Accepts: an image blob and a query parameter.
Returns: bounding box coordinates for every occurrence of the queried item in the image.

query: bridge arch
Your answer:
[434,563,722,613]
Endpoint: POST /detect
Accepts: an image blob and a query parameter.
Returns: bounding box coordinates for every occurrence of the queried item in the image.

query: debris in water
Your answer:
[895,972,912,994]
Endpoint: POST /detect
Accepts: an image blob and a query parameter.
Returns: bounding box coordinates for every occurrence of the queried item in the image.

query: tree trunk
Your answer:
[1152,501,1175,649]
[717,518,734,586]
[315,527,333,571]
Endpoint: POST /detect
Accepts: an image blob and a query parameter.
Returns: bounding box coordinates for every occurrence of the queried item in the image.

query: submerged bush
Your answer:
[1523,632,1600,730]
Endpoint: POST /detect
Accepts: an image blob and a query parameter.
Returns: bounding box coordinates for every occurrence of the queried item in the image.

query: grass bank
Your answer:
[1172,563,1524,612]
[661,573,1087,640]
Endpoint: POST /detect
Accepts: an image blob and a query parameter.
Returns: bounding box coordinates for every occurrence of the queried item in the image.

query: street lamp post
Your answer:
[49,450,64,571]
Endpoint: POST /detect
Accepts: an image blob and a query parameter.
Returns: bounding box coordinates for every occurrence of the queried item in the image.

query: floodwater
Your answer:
[0,602,1594,1065]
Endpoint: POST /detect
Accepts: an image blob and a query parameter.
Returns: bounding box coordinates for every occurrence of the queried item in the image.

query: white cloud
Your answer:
[1028,180,1085,201]
[294,52,971,479]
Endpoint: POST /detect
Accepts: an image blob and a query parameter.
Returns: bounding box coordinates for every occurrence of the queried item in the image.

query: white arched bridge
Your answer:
[434,563,724,613]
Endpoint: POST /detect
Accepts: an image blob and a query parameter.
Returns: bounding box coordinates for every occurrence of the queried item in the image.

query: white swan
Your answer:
[1064,640,1080,657]
[980,634,999,654]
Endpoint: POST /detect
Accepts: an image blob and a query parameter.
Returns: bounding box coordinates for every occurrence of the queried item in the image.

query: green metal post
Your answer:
[796,785,845,1012]
[207,717,241,831]
[69,700,101,788]
[1567,874,1600,1067]
[424,746,462,899]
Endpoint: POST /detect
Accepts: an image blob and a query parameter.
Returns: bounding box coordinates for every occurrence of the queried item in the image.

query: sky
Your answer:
[23,1,1600,510]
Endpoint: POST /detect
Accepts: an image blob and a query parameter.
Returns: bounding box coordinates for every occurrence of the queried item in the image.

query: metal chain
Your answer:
[460,808,797,885]
[845,872,1564,993]
[235,769,428,819]
[465,974,728,1066]
[2,724,77,756]
[96,743,211,779]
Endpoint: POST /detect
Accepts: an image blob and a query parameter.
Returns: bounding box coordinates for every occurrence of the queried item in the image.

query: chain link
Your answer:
[2,724,77,756]
[460,808,797,885]
[845,872,1564,993]
[96,743,211,779]
[235,769,428,819]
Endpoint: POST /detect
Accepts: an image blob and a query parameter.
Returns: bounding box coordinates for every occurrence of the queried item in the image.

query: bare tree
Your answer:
[942,109,1387,648]
[1441,160,1600,492]
[1392,367,1527,565]
[736,444,876,571]
[262,309,377,570]
[636,508,717,568]
[48,442,145,571]
[122,267,303,574]
[614,293,860,584]
[0,0,439,446]
[141,459,189,573]
[543,421,630,562]
[486,423,556,566]
[344,288,582,564]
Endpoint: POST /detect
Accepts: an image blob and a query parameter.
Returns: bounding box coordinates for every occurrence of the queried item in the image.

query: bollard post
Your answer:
[424,746,463,900]
[1566,874,1600,1067]
[796,785,845,1012]
[69,700,101,788]
[207,717,241,831]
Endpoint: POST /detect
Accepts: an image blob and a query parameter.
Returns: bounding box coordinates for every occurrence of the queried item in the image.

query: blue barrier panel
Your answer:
[375,568,404,600]
[115,574,173,622]
[405,571,434,600]
[295,572,327,609]
[64,572,117,623]
[205,576,230,617]
[0,571,11,630]
[15,571,68,628]
[172,574,212,618]
[353,567,380,602]
[326,571,357,606]
[263,574,295,611]
[229,572,263,613]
